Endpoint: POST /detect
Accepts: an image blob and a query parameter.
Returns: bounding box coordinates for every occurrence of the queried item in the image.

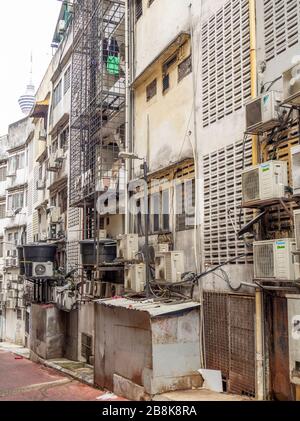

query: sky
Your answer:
[0,0,62,136]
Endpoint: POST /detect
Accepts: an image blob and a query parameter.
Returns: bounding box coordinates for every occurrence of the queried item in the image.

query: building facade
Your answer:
[0,0,300,401]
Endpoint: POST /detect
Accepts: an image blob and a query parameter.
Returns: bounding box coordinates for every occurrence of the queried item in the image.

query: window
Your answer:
[17,309,22,320]
[81,333,93,360]
[135,0,143,21]
[0,239,3,258]
[0,203,5,219]
[150,189,170,234]
[146,79,157,101]
[178,55,192,82]
[176,179,195,231]
[148,0,155,6]
[7,192,24,211]
[0,166,6,181]
[14,232,18,245]
[7,152,25,175]
[162,74,170,93]
[64,66,71,94]
[8,233,12,242]
[59,187,68,214]
[60,126,69,151]
[53,80,62,108]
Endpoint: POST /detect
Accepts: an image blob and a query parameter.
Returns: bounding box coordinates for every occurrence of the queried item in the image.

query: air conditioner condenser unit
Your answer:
[117,234,139,261]
[254,238,297,281]
[125,263,146,293]
[32,262,54,278]
[283,62,300,105]
[245,91,282,134]
[155,251,185,283]
[242,160,288,205]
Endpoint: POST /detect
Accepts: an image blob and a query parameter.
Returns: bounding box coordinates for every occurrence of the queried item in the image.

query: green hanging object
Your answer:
[107,55,120,75]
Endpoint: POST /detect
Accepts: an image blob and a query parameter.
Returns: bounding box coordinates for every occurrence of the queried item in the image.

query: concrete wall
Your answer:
[3,308,25,346]
[133,41,193,175]
[78,302,95,363]
[134,0,191,77]
[30,304,65,360]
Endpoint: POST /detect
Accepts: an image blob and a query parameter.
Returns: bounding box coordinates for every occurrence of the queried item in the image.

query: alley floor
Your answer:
[0,349,125,401]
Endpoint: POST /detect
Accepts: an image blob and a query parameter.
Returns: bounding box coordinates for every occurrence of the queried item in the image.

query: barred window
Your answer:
[53,80,62,108]
[0,203,5,219]
[0,166,6,181]
[64,66,71,94]
[146,79,157,101]
[178,55,192,82]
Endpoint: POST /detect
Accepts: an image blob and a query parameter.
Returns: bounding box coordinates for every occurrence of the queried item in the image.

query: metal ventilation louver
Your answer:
[242,167,259,203]
[254,242,274,278]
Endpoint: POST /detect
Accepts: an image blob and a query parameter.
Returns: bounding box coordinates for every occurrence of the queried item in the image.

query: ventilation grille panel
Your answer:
[254,242,274,278]
[202,0,251,127]
[264,0,300,62]
[242,168,259,203]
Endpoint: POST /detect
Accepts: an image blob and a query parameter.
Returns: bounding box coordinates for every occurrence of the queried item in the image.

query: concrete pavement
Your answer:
[0,349,125,401]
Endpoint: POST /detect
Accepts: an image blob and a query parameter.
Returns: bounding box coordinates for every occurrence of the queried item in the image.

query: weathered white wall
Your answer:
[4,308,25,345]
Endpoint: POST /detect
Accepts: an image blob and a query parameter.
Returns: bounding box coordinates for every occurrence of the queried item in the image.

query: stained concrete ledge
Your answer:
[30,352,94,387]
[153,389,254,401]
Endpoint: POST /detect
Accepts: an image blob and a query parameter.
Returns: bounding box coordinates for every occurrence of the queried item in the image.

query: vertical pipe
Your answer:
[124,0,129,234]
[249,0,265,401]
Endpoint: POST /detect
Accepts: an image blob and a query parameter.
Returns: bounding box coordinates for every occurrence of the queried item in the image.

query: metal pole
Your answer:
[143,160,150,298]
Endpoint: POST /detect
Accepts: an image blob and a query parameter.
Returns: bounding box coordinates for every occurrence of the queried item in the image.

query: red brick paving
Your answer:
[0,349,126,401]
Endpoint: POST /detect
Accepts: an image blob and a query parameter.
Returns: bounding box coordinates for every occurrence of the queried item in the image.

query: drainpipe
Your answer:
[124,0,130,234]
[249,0,264,401]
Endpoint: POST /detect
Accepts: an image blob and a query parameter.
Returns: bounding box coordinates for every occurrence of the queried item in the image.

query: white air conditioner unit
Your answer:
[84,281,93,296]
[117,234,139,261]
[242,160,288,205]
[36,179,46,190]
[47,156,60,172]
[125,263,146,293]
[39,128,47,141]
[155,243,170,254]
[155,251,185,283]
[55,148,64,163]
[58,19,66,34]
[254,238,297,280]
[291,145,300,196]
[283,62,300,105]
[99,230,107,239]
[50,207,61,223]
[93,281,101,297]
[245,91,282,134]
[32,262,54,278]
